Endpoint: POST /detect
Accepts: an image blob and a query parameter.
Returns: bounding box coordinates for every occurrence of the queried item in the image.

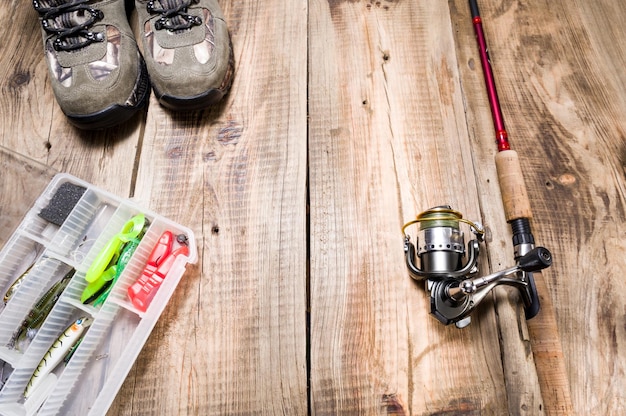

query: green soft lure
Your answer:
[85,214,145,284]
[24,316,92,398]
[91,236,143,306]
[80,264,117,304]
[81,214,147,305]
[83,220,148,306]
[10,269,75,351]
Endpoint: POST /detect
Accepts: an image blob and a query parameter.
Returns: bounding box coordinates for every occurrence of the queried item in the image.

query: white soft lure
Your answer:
[24,317,92,398]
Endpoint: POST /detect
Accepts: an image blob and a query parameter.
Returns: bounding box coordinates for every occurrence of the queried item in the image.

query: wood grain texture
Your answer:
[308,1,506,414]
[452,0,626,414]
[0,148,56,245]
[0,0,625,414]
[108,1,309,415]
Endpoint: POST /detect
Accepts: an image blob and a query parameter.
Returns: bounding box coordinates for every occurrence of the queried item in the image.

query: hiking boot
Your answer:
[33,0,150,129]
[135,0,234,110]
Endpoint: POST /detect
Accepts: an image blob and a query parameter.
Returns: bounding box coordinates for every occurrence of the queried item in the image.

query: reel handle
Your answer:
[518,247,552,272]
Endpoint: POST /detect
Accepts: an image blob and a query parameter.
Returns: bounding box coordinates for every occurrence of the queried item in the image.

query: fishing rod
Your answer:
[401,0,551,328]
[468,1,573,414]
[402,1,573,414]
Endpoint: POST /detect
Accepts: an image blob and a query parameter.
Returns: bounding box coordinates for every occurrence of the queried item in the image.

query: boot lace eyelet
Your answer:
[146,0,203,32]
[34,0,105,52]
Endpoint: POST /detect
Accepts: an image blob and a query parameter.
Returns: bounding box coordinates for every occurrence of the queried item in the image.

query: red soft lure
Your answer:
[128,231,189,312]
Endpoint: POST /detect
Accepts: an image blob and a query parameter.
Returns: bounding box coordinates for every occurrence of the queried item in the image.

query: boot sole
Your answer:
[155,88,227,111]
[66,59,151,130]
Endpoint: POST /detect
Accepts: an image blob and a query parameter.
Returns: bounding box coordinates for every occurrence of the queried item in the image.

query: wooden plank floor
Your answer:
[1,0,625,414]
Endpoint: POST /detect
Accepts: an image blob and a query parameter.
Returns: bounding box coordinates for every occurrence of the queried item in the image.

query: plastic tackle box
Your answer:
[0,174,197,415]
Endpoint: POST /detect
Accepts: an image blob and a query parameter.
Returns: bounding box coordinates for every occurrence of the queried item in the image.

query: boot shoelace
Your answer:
[147,0,203,32]
[33,0,105,52]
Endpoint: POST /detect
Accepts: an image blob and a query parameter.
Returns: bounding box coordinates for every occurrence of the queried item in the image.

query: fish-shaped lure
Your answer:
[24,316,92,398]
[3,263,34,305]
[10,269,75,350]
[4,252,48,305]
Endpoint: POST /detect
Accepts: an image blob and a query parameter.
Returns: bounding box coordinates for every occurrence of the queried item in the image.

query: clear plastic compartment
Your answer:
[0,258,74,352]
[46,189,117,265]
[0,174,197,416]
[0,236,44,315]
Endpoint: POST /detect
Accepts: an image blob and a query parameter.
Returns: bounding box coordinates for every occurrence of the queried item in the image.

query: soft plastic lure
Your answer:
[81,261,117,305]
[10,269,75,350]
[128,231,189,312]
[83,221,149,306]
[85,214,145,284]
[81,214,146,304]
[24,316,92,398]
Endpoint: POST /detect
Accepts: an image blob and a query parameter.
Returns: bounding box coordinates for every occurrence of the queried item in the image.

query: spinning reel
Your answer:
[402,206,550,328]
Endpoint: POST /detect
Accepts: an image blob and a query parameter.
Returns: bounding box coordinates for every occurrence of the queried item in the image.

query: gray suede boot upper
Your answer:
[33,0,150,129]
[134,0,234,110]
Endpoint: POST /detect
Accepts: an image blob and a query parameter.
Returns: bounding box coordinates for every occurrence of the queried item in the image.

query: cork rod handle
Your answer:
[496,149,574,415]
[495,150,533,221]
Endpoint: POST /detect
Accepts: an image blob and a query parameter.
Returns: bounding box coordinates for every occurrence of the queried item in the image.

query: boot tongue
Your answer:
[47,8,95,31]
[35,0,58,7]
[35,0,104,51]
[159,0,190,20]
[36,0,78,8]
[161,0,183,8]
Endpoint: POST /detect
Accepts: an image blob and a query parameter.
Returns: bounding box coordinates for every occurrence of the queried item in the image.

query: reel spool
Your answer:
[403,206,548,328]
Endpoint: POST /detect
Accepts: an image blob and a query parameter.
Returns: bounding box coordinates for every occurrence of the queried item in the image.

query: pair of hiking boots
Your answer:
[33,0,234,129]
